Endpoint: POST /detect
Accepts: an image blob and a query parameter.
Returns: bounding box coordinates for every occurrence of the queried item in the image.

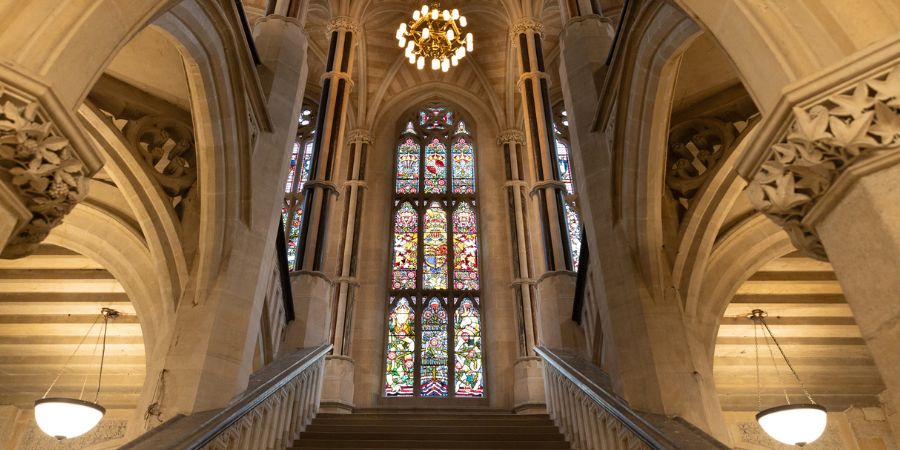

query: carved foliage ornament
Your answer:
[0,100,88,257]
[747,67,900,261]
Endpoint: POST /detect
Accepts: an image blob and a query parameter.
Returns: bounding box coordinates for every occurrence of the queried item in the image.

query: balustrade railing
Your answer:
[536,346,728,450]
[122,345,331,450]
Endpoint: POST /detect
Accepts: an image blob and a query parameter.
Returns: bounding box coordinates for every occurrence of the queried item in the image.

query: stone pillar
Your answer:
[512,18,582,356]
[0,72,103,258]
[296,16,357,273]
[747,64,900,416]
[501,129,547,413]
[558,14,614,194]
[318,129,370,413]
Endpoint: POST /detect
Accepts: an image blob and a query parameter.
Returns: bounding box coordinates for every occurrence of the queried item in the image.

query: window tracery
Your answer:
[282,103,317,269]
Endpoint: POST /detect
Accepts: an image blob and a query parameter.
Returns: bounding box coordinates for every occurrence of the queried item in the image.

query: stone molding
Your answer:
[320,71,355,89]
[347,129,373,145]
[498,129,525,145]
[529,180,567,197]
[511,17,544,39]
[327,16,359,35]
[747,66,900,260]
[517,71,550,90]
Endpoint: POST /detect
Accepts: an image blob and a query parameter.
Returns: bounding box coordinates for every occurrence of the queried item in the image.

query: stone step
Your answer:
[300,432,567,441]
[305,424,562,434]
[291,440,570,449]
[294,410,571,450]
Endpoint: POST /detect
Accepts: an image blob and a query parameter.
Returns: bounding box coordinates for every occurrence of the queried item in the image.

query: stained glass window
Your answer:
[454,297,483,397]
[396,138,420,194]
[283,139,315,269]
[555,130,582,271]
[385,297,416,396]
[451,137,475,194]
[424,139,447,194]
[392,202,419,290]
[384,106,484,398]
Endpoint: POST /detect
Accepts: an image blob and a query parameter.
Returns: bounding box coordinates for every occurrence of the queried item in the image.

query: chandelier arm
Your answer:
[42,314,103,399]
[760,317,816,404]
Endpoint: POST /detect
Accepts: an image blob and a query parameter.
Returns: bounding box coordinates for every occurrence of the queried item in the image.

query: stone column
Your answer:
[501,129,547,413]
[0,74,103,258]
[319,129,370,413]
[747,64,900,419]
[296,16,357,273]
[512,18,582,354]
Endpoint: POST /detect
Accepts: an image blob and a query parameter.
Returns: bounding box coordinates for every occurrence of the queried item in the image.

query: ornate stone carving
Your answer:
[347,129,373,146]
[498,129,525,146]
[666,118,737,213]
[327,16,359,35]
[0,98,89,258]
[747,67,900,261]
[511,17,544,38]
[122,115,197,198]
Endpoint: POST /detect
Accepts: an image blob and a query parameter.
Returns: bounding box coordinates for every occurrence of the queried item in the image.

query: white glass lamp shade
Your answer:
[756,404,827,447]
[34,398,105,440]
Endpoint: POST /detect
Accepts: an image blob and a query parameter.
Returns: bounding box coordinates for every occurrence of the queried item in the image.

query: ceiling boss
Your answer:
[396,2,473,72]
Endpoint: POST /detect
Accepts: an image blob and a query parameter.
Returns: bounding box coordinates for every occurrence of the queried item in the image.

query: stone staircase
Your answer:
[292,411,572,449]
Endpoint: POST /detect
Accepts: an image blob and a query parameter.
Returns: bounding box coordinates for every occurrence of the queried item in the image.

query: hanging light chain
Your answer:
[758,314,816,404]
[42,313,103,399]
[95,308,119,403]
[749,309,816,405]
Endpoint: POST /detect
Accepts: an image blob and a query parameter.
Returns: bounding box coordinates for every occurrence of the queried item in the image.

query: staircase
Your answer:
[292,411,572,449]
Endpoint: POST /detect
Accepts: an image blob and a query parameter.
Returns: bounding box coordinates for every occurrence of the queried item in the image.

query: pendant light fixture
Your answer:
[396,1,472,72]
[749,309,827,447]
[35,308,119,440]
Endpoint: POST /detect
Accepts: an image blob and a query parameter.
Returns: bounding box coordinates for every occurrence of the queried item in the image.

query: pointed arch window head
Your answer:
[385,105,484,399]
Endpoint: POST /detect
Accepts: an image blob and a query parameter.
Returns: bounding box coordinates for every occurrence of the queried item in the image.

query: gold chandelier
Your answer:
[396,2,473,72]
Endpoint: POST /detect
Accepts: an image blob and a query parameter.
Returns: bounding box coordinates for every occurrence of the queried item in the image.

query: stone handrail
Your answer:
[121,344,331,450]
[535,346,729,450]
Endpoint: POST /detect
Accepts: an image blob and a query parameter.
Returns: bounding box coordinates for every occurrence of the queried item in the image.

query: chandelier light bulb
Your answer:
[431,58,440,70]
[421,5,429,15]
[399,23,407,33]
[452,9,460,19]
[460,16,467,27]
[422,27,430,39]
[443,10,450,21]
[447,29,455,41]
[398,37,406,48]
[34,398,105,440]
[451,55,458,66]
[413,10,421,20]
[466,33,474,52]
[757,405,827,447]
[409,54,416,64]
[442,59,450,72]
[431,9,439,20]
[417,56,425,70]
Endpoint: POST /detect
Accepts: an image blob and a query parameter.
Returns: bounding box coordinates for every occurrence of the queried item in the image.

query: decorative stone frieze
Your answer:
[0,96,89,258]
[747,67,900,261]
[666,118,737,213]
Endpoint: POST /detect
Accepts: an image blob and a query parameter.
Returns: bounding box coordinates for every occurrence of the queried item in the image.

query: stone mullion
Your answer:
[332,130,370,356]
[501,131,537,356]
[516,22,573,273]
[297,19,356,272]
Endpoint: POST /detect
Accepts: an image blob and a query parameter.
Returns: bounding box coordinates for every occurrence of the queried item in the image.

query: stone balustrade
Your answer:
[121,345,330,450]
[536,347,729,450]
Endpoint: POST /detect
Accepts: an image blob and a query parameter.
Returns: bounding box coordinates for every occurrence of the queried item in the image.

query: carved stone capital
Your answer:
[347,129,373,146]
[747,66,900,261]
[498,129,525,146]
[511,17,544,38]
[327,16,359,35]
[0,86,96,258]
